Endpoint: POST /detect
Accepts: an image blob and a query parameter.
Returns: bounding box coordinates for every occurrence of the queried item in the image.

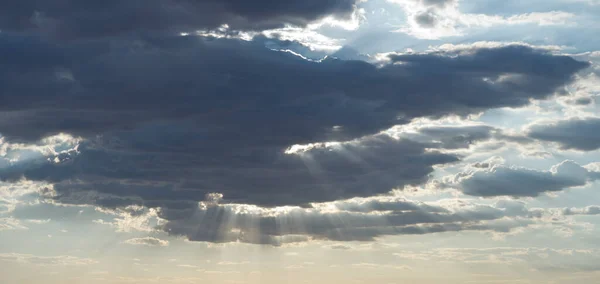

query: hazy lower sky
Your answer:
[2,1,600,283]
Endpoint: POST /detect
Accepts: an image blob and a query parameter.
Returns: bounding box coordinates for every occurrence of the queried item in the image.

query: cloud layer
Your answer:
[0,36,588,237]
[160,196,542,244]
[0,0,594,246]
[0,0,358,38]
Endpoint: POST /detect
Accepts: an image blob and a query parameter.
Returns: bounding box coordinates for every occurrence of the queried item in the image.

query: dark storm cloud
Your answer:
[0,0,358,38]
[0,35,587,144]
[0,134,458,207]
[453,160,600,197]
[0,34,588,209]
[527,118,600,151]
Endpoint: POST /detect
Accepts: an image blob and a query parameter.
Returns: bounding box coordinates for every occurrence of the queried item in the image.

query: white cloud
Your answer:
[389,0,575,39]
[94,205,162,233]
[0,253,97,266]
[123,237,170,247]
[0,217,28,231]
[394,247,600,270]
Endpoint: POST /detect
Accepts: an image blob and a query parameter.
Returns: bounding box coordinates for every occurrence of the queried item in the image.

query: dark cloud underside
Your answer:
[0,33,587,208]
[160,198,538,244]
[0,0,358,38]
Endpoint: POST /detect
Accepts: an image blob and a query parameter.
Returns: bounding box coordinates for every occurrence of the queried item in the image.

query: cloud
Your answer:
[0,35,586,144]
[2,134,457,208]
[394,247,600,272]
[449,160,600,197]
[563,206,600,215]
[159,195,543,244]
[0,36,586,210]
[414,10,438,28]
[390,0,575,39]
[0,253,97,266]
[351,262,412,270]
[527,118,600,151]
[0,0,359,39]
[0,217,28,231]
[123,237,170,247]
[93,206,161,233]
[392,124,497,149]
[0,30,588,245]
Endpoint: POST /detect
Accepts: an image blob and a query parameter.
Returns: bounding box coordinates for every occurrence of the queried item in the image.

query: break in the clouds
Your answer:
[0,0,359,38]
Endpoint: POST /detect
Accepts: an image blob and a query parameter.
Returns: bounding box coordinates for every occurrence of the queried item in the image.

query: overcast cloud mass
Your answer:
[1,1,600,283]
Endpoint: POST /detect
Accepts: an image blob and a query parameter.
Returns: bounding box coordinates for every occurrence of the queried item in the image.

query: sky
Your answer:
[1,0,600,283]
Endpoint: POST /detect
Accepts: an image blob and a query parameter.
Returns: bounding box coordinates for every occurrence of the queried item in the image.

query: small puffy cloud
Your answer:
[414,10,438,28]
[123,237,169,247]
[449,160,600,197]
[527,117,600,151]
[563,96,593,106]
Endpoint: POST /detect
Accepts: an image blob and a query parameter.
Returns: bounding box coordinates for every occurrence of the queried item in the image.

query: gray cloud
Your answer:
[527,117,600,151]
[0,35,587,210]
[0,35,586,144]
[421,0,455,8]
[0,0,358,39]
[563,206,600,215]
[452,160,600,197]
[414,10,438,28]
[566,97,593,106]
[160,197,541,244]
[0,134,458,208]
[0,29,589,246]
